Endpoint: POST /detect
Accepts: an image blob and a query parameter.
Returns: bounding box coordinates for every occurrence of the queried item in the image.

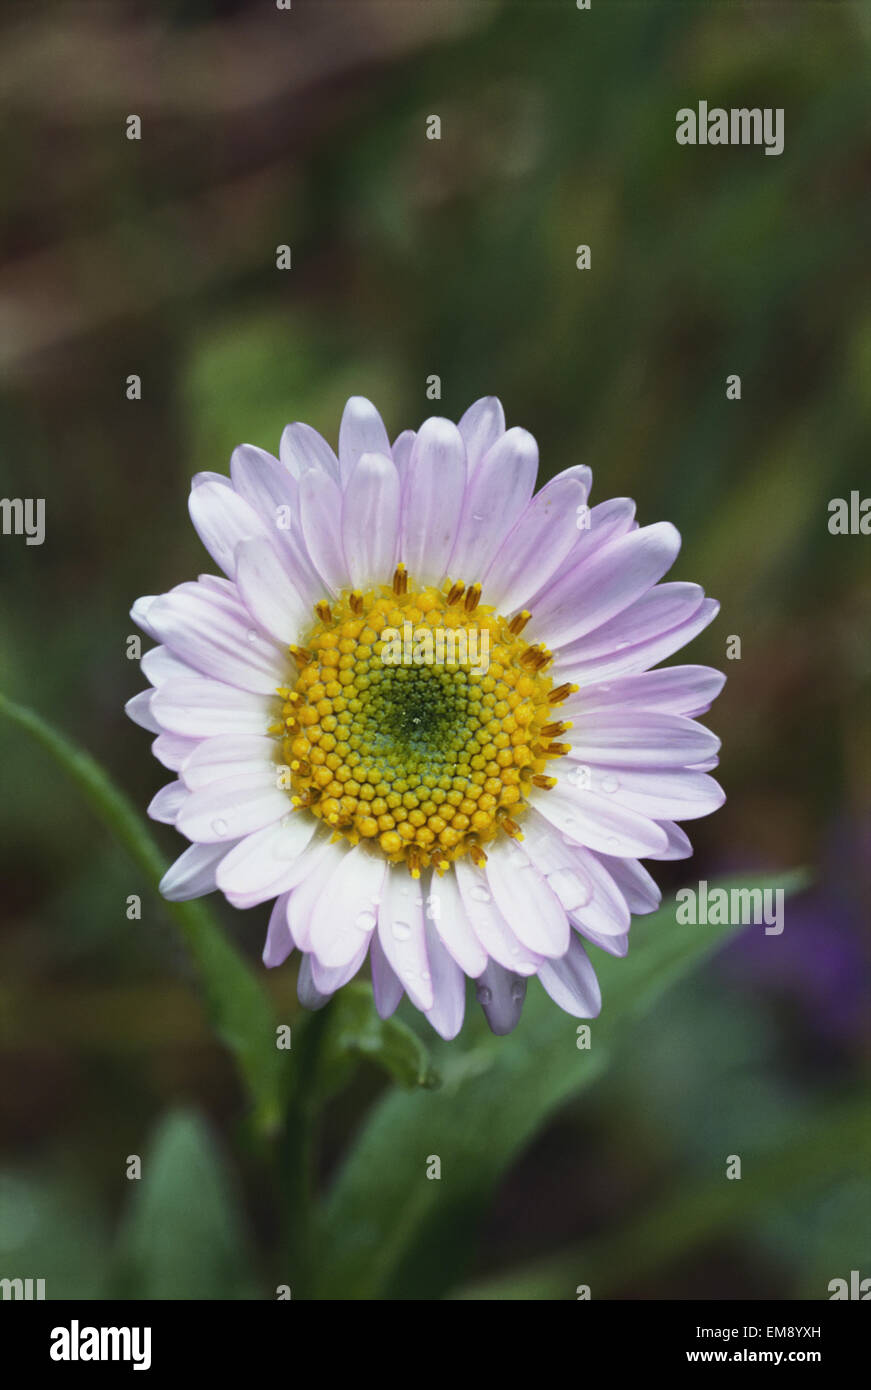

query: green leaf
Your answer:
[0,691,285,1136]
[113,1110,259,1299]
[321,983,440,1093]
[315,873,805,1300]
[453,1097,870,1300]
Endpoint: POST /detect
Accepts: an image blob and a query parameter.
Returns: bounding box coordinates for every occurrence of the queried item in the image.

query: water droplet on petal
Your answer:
[470,884,491,903]
[355,909,377,931]
[600,774,620,794]
[211,818,229,837]
[510,980,525,1002]
[475,984,492,1005]
[246,628,260,643]
[392,920,412,941]
[573,876,593,907]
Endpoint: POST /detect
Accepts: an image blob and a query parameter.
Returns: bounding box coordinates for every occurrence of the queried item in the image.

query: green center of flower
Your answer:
[273,567,575,876]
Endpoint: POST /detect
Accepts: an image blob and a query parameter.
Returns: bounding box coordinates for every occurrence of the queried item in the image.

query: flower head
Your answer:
[128,396,725,1037]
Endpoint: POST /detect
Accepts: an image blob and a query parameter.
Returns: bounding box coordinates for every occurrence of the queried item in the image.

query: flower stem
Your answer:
[277,1001,334,1298]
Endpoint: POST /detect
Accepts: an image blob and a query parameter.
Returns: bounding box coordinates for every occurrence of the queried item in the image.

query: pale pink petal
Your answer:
[342,451,400,590]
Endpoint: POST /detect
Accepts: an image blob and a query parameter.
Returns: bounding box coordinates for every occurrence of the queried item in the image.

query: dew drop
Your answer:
[211,818,229,837]
[475,984,492,1005]
[392,920,412,941]
[600,774,620,794]
[246,628,260,643]
[510,980,526,1002]
[469,884,491,904]
[355,909,377,932]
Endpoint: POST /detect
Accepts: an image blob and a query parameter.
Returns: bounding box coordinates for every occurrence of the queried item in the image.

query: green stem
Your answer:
[277,1002,334,1298]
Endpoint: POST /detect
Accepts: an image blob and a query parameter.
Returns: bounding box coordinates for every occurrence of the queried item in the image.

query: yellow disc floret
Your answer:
[272,566,575,877]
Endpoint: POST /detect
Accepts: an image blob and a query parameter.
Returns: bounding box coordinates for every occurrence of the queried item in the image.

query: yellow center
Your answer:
[272,567,575,877]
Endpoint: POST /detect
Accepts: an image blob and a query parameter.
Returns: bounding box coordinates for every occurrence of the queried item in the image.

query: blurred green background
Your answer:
[0,0,868,1300]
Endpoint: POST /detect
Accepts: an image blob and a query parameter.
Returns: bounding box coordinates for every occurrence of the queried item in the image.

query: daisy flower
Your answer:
[127,396,725,1039]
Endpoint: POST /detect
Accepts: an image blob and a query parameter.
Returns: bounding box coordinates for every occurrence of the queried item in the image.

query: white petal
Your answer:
[263,893,294,968]
[235,537,310,645]
[152,732,199,770]
[596,854,661,914]
[146,581,287,694]
[148,780,187,824]
[448,427,538,581]
[532,783,668,857]
[370,931,404,1019]
[648,820,693,859]
[160,841,231,901]
[525,497,638,609]
[152,676,276,738]
[130,595,160,639]
[399,418,467,583]
[454,857,543,975]
[215,812,316,900]
[563,711,720,768]
[425,869,487,977]
[485,838,570,958]
[475,960,526,1035]
[376,866,434,1011]
[228,830,333,914]
[298,467,347,594]
[483,467,590,612]
[391,429,416,476]
[423,919,466,1040]
[529,522,681,650]
[297,955,332,1010]
[554,583,705,667]
[457,397,505,474]
[125,690,159,732]
[308,844,385,971]
[563,664,726,717]
[188,480,269,579]
[575,925,629,958]
[230,444,295,532]
[181,734,278,789]
[561,844,631,936]
[140,645,195,685]
[338,396,391,485]
[176,770,290,843]
[566,763,725,820]
[192,471,233,489]
[559,598,720,686]
[280,422,341,481]
[341,451,400,590]
[310,940,369,995]
[286,838,348,950]
[537,936,601,1018]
